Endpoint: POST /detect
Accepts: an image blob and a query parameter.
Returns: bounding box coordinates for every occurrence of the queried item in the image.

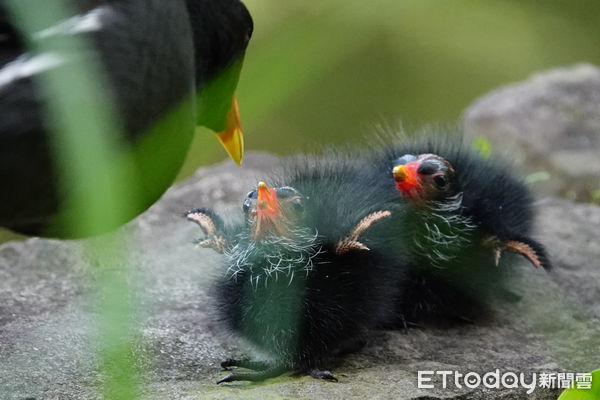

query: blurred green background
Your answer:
[178,0,600,179]
[2,0,600,244]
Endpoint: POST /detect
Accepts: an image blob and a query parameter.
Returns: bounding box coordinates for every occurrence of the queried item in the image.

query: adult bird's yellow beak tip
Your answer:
[215,95,244,166]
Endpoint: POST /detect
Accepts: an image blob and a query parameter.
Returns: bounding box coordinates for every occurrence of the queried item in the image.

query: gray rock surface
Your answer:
[463,63,600,202]
[1,152,599,400]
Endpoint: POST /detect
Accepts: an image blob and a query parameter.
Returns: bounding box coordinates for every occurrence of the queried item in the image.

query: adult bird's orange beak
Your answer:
[214,94,244,166]
[393,161,422,199]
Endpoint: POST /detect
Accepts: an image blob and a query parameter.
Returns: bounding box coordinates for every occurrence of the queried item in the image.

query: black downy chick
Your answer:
[186,158,404,383]
[370,138,550,323]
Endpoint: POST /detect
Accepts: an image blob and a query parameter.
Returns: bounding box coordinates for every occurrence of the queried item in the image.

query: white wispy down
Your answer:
[412,192,476,268]
[225,227,325,291]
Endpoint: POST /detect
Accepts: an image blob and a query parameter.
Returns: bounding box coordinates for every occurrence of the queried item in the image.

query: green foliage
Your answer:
[4,0,143,397]
[558,369,600,400]
[591,188,600,205]
[525,171,551,185]
[471,136,493,159]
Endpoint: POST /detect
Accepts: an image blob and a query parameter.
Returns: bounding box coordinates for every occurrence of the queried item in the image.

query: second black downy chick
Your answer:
[186,158,404,383]
[370,138,550,323]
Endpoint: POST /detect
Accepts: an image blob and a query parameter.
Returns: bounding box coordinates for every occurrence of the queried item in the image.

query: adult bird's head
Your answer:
[187,0,253,165]
[392,153,458,202]
[243,182,304,240]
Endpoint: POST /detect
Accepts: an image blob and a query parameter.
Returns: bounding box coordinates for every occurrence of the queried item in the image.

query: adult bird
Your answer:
[0,0,253,237]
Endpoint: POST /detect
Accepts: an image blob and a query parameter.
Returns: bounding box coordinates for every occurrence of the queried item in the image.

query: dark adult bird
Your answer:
[0,0,253,237]
[186,158,403,383]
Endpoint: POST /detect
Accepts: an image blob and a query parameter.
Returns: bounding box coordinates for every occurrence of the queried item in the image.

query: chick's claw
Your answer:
[216,372,235,384]
[216,366,288,384]
[220,358,270,371]
[185,208,229,253]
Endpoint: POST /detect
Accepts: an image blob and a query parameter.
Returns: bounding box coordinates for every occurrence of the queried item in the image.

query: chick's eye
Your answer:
[276,186,299,199]
[290,197,303,212]
[433,174,447,188]
[243,198,251,213]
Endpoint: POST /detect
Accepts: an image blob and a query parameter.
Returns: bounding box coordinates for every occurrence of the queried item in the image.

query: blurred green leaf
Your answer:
[525,171,551,185]
[471,136,493,158]
[4,1,143,398]
[591,188,600,204]
[558,369,600,400]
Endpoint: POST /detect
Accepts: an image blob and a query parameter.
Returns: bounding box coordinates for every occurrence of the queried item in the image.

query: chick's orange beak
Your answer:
[256,181,281,218]
[253,181,285,240]
[393,162,422,198]
[215,94,244,166]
